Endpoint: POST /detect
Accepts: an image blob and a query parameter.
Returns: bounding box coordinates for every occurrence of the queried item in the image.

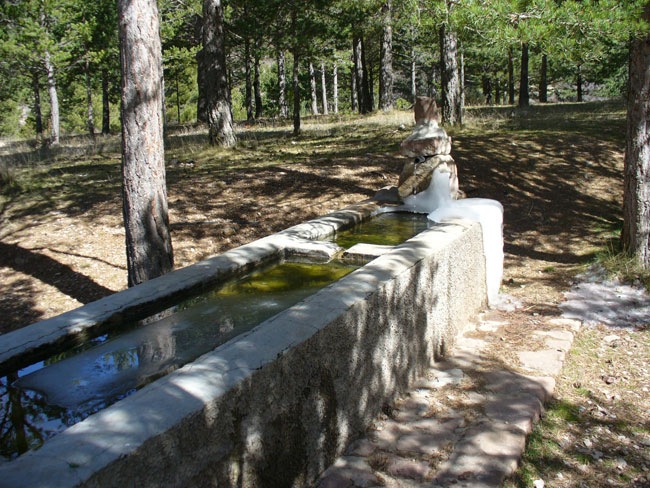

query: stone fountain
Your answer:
[0,98,499,487]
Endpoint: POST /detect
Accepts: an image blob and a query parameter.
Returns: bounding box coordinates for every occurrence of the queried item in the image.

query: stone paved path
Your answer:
[314,306,581,488]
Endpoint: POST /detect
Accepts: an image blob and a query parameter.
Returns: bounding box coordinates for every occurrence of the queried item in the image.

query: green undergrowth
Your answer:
[590,223,650,291]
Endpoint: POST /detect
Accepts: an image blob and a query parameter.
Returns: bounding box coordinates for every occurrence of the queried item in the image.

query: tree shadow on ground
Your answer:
[0,242,115,334]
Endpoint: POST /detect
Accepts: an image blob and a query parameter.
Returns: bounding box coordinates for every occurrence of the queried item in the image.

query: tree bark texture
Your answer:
[292,10,300,136]
[410,42,417,102]
[277,49,288,118]
[379,0,393,111]
[350,55,358,112]
[540,54,548,103]
[458,48,464,125]
[360,37,372,113]
[102,68,110,133]
[482,75,492,105]
[439,23,460,125]
[576,64,583,102]
[254,47,262,119]
[32,72,43,136]
[175,73,181,122]
[321,61,328,115]
[245,37,253,121]
[196,49,207,123]
[508,48,515,104]
[333,61,338,114]
[368,60,374,111]
[309,61,319,115]
[428,62,437,99]
[203,0,236,146]
[352,36,370,114]
[519,42,529,107]
[44,50,60,145]
[85,58,95,137]
[622,5,650,268]
[117,0,174,287]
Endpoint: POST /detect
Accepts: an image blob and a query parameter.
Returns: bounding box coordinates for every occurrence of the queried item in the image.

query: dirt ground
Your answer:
[0,104,648,485]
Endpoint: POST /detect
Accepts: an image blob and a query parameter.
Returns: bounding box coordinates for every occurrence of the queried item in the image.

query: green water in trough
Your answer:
[0,211,432,460]
[330,212,430,248]
[0,260,357,459]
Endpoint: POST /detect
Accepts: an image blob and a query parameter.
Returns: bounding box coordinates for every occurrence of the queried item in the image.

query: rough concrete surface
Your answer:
[0,219,487,488]
[315,308,575,488]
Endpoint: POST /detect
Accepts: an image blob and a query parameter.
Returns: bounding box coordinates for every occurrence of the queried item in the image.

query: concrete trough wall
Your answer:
[0,209,487,488]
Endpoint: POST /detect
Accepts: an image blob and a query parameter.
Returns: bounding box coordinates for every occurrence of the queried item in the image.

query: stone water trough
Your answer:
[0,100,493,487]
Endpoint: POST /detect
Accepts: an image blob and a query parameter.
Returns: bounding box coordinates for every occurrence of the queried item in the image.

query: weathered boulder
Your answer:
[400,96,452,158]
[397,155,459,201]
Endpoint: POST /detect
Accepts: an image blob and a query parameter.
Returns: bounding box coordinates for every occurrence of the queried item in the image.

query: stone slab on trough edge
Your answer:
[0,216,487,488]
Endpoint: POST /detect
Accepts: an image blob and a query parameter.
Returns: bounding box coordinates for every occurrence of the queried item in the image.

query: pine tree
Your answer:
[118,0,174,286]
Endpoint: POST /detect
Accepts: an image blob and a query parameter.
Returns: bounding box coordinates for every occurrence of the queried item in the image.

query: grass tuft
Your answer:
[0,161,21,193]
[593,232,650,291]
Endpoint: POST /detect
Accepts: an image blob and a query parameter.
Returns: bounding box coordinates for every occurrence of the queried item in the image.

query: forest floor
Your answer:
[0,101,648,486]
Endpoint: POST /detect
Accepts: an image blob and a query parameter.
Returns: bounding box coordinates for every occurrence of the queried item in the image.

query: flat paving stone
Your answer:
[385,455,432,481]
[319,456,380,488]
[347,438,377,457]
[314,300,576,488]
[518,349,565,375]
[433,420,526,486]
[482,370,555,403]
[396,418,464,455]
[484,394,543,433]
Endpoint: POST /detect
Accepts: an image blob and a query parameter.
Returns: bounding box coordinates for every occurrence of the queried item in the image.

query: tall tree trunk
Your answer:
[508,48,515,105]
[244,37,253,121]
[410,41,417,102]
[439,22,460,125]
[368,59,375,111]
[292,10,300,135]
[85,58,95,137]
[196,48,207,122]
[277,48,288,118]
[320,61,328,115]
[350,62,358,112]
[540,53,548,103]
[458,48,464,125]
[482,75,492,105]
[175,72,181,122]
[44,50,60,145]
[428,62,437,98]
[309,61,319,115]
[495,76,501,105]
[361,37,372,113]
[353,36,365,113]
[32,72,43,137]
[379,0,393,111]
[102,68,110,133]
[161,75,167,132]
[203,0,236,146]
[254,46,262,119]
[332,61,338,114]
[622,4,650,267]
[519,42,529,107]
[576,64,583,102]
[118,0,173,287]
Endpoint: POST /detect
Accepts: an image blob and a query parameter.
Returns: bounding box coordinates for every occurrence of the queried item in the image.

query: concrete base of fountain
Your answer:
[0,96,499,487]
[0,200,488,488]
